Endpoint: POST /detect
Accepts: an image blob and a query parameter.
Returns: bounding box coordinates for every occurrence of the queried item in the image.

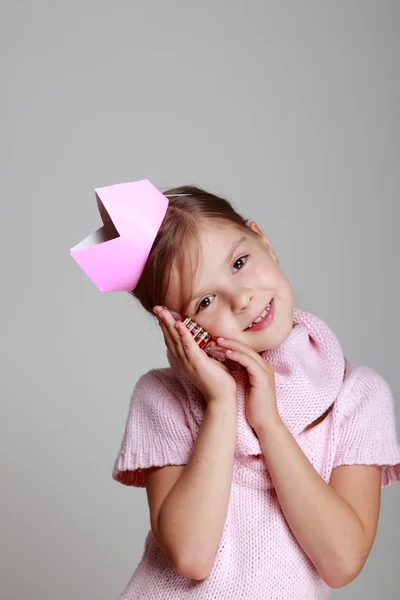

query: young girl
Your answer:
[106,183,400,599]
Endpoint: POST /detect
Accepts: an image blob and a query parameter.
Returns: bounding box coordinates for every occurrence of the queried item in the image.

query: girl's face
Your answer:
[164,221,294,352]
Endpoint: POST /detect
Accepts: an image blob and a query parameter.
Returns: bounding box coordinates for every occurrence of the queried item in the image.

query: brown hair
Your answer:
[129,184,256,319]
[130,184,331,433]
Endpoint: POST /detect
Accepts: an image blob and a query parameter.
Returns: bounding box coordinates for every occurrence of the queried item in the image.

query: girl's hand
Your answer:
[153,307,237,403]
[216,337,280,432]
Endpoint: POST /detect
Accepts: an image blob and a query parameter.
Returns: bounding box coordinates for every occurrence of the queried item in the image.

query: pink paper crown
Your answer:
[70,180,169,292]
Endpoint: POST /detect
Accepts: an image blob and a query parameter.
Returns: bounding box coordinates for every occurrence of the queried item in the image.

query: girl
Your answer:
[111,184,400,599]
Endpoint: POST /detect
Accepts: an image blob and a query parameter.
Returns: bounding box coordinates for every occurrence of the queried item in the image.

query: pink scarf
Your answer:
[167,306,346,457]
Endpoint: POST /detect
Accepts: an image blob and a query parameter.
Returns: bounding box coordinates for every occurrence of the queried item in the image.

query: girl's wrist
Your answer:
[253,412,284,436]
[205,391,237,410]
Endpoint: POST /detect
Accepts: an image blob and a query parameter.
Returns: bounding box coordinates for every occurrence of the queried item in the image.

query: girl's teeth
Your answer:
[247,301,271,329]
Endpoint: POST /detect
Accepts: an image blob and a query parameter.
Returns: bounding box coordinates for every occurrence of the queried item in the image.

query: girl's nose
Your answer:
[232,290,254,313]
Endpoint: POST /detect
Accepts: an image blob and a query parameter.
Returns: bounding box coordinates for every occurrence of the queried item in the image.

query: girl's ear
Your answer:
[248,221,279,265]
[248,221,271,247]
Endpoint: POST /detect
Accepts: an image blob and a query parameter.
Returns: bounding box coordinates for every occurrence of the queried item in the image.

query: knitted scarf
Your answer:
[167,305,346,456]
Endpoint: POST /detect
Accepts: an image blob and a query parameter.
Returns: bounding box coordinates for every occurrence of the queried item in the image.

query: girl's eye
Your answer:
[198,296,214,311]
[233,255,248,272]
[196,255,249,312]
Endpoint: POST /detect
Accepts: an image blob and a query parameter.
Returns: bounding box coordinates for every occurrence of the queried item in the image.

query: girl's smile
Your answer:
[244,297,275,332]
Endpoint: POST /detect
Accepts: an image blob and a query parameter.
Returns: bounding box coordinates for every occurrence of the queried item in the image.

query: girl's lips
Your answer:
[246,299,275,332]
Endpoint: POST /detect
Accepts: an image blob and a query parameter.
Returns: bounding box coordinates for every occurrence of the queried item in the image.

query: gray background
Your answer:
[1,1,399,598]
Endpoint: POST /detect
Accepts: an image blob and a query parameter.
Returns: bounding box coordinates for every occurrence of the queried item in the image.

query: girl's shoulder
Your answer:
[337,359,394,420]
[332,359,400,487]
[134,365,185,398]
[112,366,194,488]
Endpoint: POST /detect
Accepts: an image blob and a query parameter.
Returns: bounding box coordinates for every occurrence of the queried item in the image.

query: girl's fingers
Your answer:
[158,309,179,337]
[173,320,200,359]
[217,337,266,368]
[155,307,205,362]
[156,312,178,351]
[224,349,260,373]
[157,310,190,360]
[158,321,176,358]
[164,312,203,361]
[217,338,271,380]
[154,308,177,352]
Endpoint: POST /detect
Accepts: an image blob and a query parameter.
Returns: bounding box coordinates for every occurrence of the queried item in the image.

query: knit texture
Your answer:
[112,306,400,599]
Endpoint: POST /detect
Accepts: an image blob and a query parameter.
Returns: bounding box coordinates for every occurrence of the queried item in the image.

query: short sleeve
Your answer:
[333,365,400,487]
[112,369,194,487]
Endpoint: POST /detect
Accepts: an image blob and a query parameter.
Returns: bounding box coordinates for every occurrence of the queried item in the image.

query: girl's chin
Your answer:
[248,319,294,352]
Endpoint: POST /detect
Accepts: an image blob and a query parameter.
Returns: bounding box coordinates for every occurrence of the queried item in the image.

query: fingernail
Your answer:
[218,337,226,342]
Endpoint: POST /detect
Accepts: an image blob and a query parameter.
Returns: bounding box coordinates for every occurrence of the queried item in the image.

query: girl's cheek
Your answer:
[198,312,229,340]
[249,259,269,276]
[214,313,237,339]
[253,260,280,284]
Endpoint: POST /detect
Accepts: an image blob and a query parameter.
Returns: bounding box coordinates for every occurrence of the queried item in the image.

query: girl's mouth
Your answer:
[245,299,275,332]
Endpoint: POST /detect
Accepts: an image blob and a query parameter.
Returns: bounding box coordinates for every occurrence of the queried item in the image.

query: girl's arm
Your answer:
[256,417,381,589]
[156,394,237,580]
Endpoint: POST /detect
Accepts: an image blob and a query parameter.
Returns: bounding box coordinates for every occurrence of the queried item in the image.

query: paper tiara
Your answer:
[70,180,169,292]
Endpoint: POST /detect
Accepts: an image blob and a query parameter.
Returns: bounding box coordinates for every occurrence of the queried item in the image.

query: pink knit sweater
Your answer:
[112,307,400,599]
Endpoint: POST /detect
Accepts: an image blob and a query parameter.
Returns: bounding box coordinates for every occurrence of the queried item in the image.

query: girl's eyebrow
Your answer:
[224,235,247,266]
[188,235,247,309]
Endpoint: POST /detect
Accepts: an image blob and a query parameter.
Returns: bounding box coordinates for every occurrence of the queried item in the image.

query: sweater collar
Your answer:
[166,305,345,448]
[258,305,345,436]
